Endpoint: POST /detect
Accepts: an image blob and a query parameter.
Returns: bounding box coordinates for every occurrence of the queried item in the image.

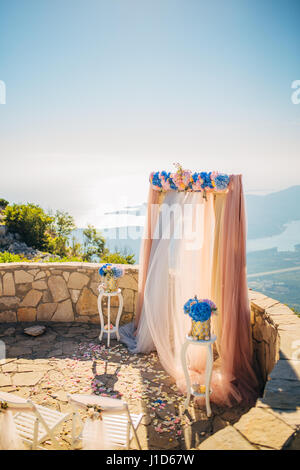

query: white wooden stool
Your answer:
[180,334,217,417]
[98,287,123,348]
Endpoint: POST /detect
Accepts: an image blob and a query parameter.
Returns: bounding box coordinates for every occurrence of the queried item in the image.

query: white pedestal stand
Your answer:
[180,334,217,417]
[97,287,123,348]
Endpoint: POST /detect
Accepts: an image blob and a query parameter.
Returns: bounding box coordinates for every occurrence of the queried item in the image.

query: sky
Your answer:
[0,0,299,227]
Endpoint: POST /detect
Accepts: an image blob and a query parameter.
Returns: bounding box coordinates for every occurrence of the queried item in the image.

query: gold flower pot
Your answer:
[102,276,118,293]
[190,318,211,341]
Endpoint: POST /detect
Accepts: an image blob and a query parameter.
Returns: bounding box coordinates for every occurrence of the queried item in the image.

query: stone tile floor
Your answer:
[0,322,251,450]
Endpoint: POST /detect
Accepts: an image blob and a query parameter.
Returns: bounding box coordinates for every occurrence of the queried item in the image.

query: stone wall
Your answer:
[249,290,281,389]
[0,263,138,325]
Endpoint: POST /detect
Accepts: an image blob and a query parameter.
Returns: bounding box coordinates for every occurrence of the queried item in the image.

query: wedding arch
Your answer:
[120,165,258,406]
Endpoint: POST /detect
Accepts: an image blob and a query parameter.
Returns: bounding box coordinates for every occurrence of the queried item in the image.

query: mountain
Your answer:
[245,186,300,239]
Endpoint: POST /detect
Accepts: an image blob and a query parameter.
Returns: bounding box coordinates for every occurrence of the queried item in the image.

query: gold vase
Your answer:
[190,318,211,340]
[102,276,118,293]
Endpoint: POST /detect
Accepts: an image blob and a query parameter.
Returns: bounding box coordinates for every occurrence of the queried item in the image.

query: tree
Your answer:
[49,210,76,257]
[54,211,75,237]
[4,203,54,250]
[83,224,108,262]
[70,235,83,258]
[0,198,9,210]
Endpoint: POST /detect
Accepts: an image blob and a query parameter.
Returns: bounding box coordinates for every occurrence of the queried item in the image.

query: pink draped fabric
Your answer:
[135,187,164,327]
[218,175,259,404]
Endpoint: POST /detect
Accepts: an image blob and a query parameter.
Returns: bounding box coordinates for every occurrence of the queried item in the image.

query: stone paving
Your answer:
[0,322,250,450]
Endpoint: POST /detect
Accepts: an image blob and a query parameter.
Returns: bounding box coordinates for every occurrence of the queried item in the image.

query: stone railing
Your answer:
[199,290,300,450]
[249,290,281,390]
[0,263,138,325]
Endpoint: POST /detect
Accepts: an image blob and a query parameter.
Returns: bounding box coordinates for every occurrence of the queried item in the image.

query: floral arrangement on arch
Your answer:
[149,163,230,198]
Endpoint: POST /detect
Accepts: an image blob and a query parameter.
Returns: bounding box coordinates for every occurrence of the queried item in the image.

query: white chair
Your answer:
[68,393,143,450]
[0,391,72,450]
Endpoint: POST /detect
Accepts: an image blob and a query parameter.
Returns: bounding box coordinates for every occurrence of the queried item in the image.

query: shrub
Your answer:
[4,203,54,250]
[47,256,83,262]
[0,251,28,263]
[100,251,135,265]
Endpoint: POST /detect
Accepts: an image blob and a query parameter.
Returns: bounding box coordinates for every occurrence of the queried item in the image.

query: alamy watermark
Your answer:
[0,80,6,104]
[98,201,207,250]
[291,80,300,104]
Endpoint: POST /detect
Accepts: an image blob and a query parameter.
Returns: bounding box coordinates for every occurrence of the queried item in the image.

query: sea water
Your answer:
[247,220,300,253]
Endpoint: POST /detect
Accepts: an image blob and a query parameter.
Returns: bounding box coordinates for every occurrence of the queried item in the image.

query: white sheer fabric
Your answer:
[0,411,25,450]
[82,419,111,450]
[135,191,215,389]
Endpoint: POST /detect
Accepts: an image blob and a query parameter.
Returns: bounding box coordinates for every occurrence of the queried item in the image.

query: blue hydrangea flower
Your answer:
[151,171,162,188]
[164,171,178,190]
[190,301,212,322]
[184,299,193,314]
[200,172,214,189]
[169,177,178,190]
[160,171,169,180]
[111,267,124,278]
[186,172,198,190]
[99,263,112,276]
[214,173,230,190]
[191,172,199,183]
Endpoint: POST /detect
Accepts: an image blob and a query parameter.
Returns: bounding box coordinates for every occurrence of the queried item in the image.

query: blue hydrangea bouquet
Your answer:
[98,263,124,293]
[184,296,217,340]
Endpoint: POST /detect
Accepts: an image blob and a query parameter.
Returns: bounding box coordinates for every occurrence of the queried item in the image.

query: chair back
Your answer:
[0,391,34,412]
[68,393,127,415]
